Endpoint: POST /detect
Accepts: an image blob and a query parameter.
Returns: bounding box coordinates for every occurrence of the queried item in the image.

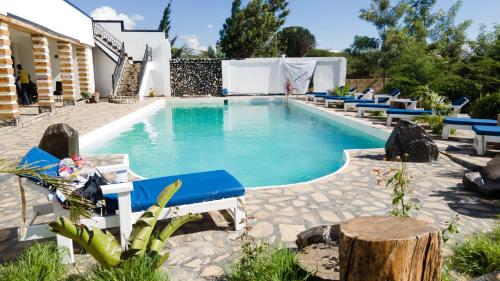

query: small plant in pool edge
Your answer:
[373,154,420,217]
[227,217,309,281]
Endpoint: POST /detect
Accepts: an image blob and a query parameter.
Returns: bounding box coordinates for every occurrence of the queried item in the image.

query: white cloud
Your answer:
[180,34,207,51]
[207,24,213,29]
[90,6,144,29]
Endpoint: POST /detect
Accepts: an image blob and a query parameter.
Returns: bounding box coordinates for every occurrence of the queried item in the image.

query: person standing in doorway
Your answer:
[16,64,31,105]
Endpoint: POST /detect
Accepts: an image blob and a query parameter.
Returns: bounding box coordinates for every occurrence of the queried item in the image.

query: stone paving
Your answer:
[0,97,498,281]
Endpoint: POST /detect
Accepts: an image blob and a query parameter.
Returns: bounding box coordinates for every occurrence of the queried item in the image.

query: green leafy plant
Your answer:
[413,87,452,134]
[49,180,202,269]
[373,155,419,217]
[335,85,352,97]
[429,76,480,105]
[0,160,94,223]
[227,236,308,281]
[448,224,500,277]
[470,92,500,119]
[0,242,66,281]
[81,91,92,101]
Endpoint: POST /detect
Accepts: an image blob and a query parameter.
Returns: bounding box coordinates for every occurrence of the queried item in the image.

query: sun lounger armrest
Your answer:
[101,182,133,195]
[96,163,129,174]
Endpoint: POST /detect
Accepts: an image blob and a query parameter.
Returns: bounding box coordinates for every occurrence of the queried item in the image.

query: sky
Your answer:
[71,0,499,52]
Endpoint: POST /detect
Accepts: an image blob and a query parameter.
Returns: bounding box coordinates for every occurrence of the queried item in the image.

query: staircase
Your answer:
[93,23,152,104]
[109,62,142,104]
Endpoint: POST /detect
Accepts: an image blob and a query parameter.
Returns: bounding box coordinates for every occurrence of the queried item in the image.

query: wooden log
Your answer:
[339,216,442,281]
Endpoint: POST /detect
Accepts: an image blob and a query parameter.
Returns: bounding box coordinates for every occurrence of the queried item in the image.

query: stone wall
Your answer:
[170,59,222,97]
[346,77,390,93]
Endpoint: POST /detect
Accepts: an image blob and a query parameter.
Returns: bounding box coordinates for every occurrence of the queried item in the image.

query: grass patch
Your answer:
[448,225,500,277]
[227,239,309,281]
[84,255,169,281]
[0,242,66,281]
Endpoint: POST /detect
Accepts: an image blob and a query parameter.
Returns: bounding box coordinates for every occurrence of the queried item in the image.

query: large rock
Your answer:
[385,120,439,162]
[463,172,500,198]
[482,155,500,182]
[471,271,500,281]
[38,123,79,159]
[296,224,340,249]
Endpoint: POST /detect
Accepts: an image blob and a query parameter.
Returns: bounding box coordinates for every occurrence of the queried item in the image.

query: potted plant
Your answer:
[149,88,156,97]
[80,91,92,102]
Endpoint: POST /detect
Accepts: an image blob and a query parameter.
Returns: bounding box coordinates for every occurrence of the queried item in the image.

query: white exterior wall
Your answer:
[92,47,115,96]
[0,0,94,46]
[222,57,347,95]
[93,21,171,97]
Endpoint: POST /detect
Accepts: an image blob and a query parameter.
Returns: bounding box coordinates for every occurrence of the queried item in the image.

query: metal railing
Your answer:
[93,22,124,57]
[111,47,127,96]
[137,45,153,94]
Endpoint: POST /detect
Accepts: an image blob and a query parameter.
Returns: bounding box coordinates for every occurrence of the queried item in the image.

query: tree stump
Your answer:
[339,216,442,281]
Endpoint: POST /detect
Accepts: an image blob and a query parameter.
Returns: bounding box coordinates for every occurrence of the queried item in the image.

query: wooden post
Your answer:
[339,216,442,281]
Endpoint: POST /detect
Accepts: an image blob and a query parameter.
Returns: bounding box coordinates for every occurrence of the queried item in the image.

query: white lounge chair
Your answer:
[442,117,497,139]
[473,125,500,155]
[446,96,470,116]
[18,147,246,263]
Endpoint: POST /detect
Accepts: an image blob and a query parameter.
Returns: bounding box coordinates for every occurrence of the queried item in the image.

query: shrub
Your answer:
[227,239,308,281]
[470,92,500,119]
[0,242,66,281]
[429,76,481,104]
[86,255,169,281]
[383,76,421,97]
[449,225,500,277]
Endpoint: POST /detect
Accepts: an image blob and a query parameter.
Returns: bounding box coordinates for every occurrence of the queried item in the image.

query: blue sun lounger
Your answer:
[442,117,497,139]
[18,147,246,263]
[305,91,328,101]
[344,88,401,111]
[447,96,470,116]
[385,109,433,126]
[473,125,500,155]
[356,103,391,117]
[324,88,374,108]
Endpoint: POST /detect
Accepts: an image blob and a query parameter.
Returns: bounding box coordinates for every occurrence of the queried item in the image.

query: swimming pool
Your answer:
[83,98,387,187]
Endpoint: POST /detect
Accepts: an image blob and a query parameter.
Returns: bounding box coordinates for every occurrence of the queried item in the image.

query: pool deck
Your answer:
[0,97,498,280]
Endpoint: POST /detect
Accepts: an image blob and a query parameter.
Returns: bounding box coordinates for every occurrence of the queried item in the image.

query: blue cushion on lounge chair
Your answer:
[386,109,433,115]
[104,170,245,212]
[324,96,348,100]
[306,92,327,96]
[444,117,497,126]
[346,99,375,104]
[18,147,59,181]
[452,96,469,106]
[357,104,391,108]
[472,125,500,137]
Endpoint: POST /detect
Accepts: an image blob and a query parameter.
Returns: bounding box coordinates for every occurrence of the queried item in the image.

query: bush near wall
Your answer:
[170,59,222,97]
[429,76,481,104]
[470,92,500,119]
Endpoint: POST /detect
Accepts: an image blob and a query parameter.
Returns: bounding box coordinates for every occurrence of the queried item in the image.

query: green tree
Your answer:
[359,0,407,85]
[218,0,290,59]
[345,36,380,78]
[207,45,217,58]
[159,0,177,46]
[430,0,471,63]
[403,0,437,42]
[359,0,407,43]
[277,26,316,57]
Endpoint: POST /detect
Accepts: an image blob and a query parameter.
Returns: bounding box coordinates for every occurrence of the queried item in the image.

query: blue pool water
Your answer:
[83,99,385,187]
